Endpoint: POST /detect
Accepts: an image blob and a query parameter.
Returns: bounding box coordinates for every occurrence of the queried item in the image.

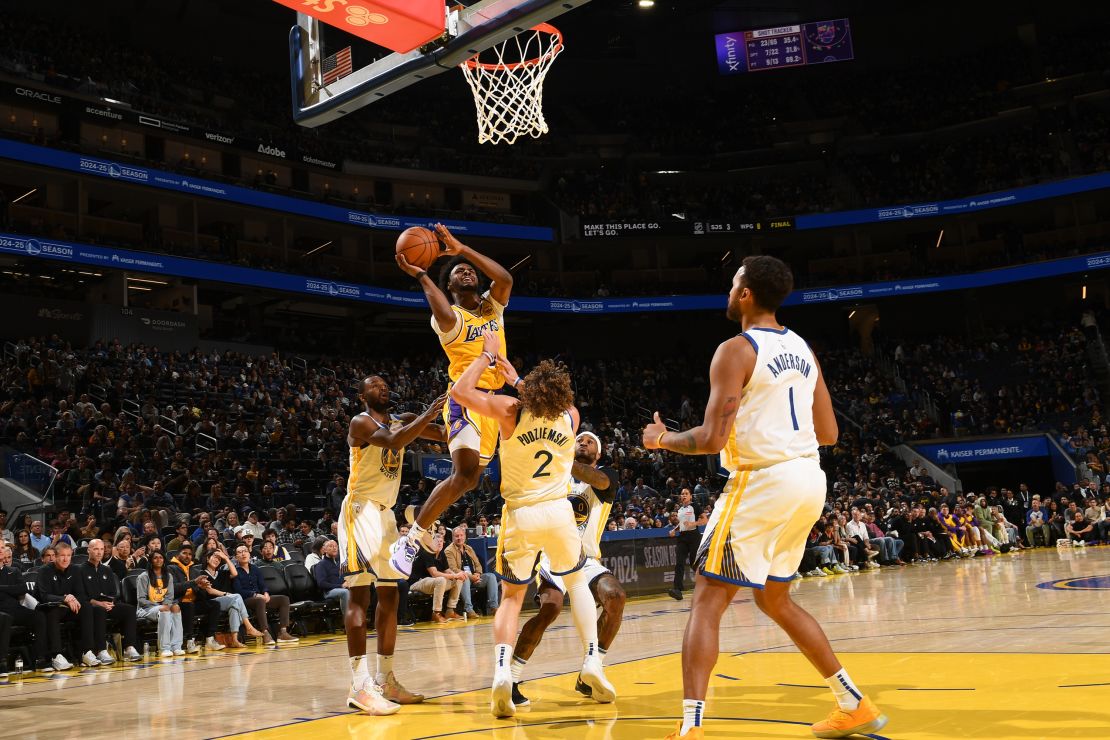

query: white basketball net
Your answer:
[460,24,563,145]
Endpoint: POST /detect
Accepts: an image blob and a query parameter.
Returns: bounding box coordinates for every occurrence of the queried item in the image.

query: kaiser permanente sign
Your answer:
[913,436,1049,464]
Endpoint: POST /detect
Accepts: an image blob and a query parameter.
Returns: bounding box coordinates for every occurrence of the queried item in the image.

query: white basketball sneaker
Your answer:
[490,672,515,718]
[347,681,401,716]
[579,656,615,703]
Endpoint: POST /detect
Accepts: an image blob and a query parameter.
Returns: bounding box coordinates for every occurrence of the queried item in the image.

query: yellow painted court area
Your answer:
[230,651,1110,740]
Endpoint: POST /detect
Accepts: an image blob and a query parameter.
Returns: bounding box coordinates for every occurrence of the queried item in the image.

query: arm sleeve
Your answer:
[594,467,619,504]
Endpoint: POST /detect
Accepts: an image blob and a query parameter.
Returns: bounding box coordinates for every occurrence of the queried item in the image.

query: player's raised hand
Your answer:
[426,392,448,416]
[434,223,465,256]
[395,252,425,277]
[642,411,668,450]
[481,329,500,355]
[496,356,520,387]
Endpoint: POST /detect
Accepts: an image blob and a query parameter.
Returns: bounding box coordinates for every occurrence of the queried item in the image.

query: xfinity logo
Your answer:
[15,87,61,105]
[257,144,286,158]
[85,106,123,121]
[206,132,234,144]
[37,308,83,321]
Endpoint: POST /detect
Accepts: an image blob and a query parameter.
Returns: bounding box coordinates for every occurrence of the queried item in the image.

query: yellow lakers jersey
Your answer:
[348,413,404,508]
[431,290,507,390]
[500,408,575,507]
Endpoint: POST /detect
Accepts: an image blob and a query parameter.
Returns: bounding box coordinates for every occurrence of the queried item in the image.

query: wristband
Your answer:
[513,377,523,387]
[414,270,428,281]
[482,351,497,366]
[656,431,668,448]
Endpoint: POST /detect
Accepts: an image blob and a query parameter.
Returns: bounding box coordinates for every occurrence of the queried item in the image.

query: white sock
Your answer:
[680,699,705,735]
[493,643,513,679]
[825,668,862,710]
[375,653,394,684]
[598,646,607,666]
[349,655,370,688]
[510,655,526,683]
[564,571,599,661]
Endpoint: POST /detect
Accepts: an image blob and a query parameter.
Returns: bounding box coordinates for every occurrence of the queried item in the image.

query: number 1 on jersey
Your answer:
[788,386,799,431]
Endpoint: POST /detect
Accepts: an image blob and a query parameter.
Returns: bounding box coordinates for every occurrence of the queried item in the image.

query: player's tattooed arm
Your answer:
[571,462,611,490]
[641,336,752,455]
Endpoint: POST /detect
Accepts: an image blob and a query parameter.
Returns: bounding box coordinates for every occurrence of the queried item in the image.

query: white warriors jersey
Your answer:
[721,326,820,472]
[348,413,405,508]
[568,467,617,559]
[500,408,575,507]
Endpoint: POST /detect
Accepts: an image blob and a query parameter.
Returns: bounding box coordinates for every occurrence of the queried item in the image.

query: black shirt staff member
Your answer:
[0,542,51,672]
[668,488,704,601]
[79,539,141,664]
[36,542,95,669]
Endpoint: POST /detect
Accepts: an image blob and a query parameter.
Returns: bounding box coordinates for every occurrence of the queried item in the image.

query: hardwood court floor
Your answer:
[2,547,1108,739]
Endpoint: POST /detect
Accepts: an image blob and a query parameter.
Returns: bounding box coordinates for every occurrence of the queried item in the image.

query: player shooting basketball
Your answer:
[391,223,513,577]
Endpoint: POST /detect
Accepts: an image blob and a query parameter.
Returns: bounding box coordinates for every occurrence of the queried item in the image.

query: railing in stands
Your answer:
[197,432,218,452]
[88,383,108,404]
[121,398,141,422]
[2,341,17,363]
[157,415,179,436]
[291,357,308,374]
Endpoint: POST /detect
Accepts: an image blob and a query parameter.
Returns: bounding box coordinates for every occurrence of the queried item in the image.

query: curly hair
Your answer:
[438,256,487,297]
[519,360,574,421]
[741,255,794,311]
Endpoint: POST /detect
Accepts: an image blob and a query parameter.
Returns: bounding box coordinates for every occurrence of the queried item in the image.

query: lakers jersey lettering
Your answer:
[348,414,405,508]
[431,289,507,390]
[500,409,575,508]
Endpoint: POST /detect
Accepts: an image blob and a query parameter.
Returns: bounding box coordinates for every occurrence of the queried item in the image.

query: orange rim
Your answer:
[462,23,563,72]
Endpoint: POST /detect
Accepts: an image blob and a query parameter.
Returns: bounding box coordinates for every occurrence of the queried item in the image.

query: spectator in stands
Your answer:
[135,550,184,657]
[11,529,37,566]
[36,542,89,671]
[409,533,462,624]
[80,538,141,665]
[0,542,51,673]
[168,541,205,653]
[305,536,327,571]
[1025,500,1052,547]
[29,520,50,553]
[864,513,905,565]
[1065,511,1095,545]
[262,529,292,561]
[197,547,263,650]
[312,539,348,615]
[40,546,56,567]
[167,521,191,552]
[231,543,297,644]
[241,511,266,540]
[0,509,11,544]
[444,525,498,618]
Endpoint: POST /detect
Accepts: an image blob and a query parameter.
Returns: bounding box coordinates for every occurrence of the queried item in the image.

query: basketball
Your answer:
[395,226,440,270]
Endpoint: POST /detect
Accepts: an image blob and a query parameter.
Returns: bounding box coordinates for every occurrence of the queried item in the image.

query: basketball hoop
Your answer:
[460,23,564,145]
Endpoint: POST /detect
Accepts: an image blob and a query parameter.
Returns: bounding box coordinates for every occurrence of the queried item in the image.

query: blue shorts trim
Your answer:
[494,569,535,585]
[700,568,765,590]
[765,574,795,583]
[549,555,587,577]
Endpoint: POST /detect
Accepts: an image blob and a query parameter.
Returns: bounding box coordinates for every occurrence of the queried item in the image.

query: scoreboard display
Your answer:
[715,18,854,75]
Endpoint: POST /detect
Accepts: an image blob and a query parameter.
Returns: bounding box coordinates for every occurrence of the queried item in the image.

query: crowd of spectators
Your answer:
[0,318,1104,675]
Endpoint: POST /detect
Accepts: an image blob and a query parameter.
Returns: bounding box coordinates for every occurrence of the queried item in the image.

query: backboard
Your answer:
[286,0,592,128]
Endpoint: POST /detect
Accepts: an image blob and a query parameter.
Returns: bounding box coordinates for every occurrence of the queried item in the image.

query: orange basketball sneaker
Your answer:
[663,722,703,739]
[810,696,888,738]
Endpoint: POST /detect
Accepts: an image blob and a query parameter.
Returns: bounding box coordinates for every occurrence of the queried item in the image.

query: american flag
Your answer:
[321,46,353,86]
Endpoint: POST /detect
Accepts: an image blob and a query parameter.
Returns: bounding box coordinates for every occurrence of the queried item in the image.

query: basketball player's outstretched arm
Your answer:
[641,336,754,455]
[395,254,457,333]
[449,330,520,437]
[435,223,513,306]
[571,462,612,492]
[811,357,838,446]
[396,413,449,443]
[349,394,447,450]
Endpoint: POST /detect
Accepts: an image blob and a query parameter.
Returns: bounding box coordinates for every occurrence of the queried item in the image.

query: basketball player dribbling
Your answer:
[642,256,888,739]
[341,376,446,715]
[391,223,513,577]
[451,331,615,718]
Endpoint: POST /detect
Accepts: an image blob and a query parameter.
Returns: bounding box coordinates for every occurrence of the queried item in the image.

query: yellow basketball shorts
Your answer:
[696,457,826,588]
[338,494,404,587]
[494,497,584,584]
[444,389,500,463]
